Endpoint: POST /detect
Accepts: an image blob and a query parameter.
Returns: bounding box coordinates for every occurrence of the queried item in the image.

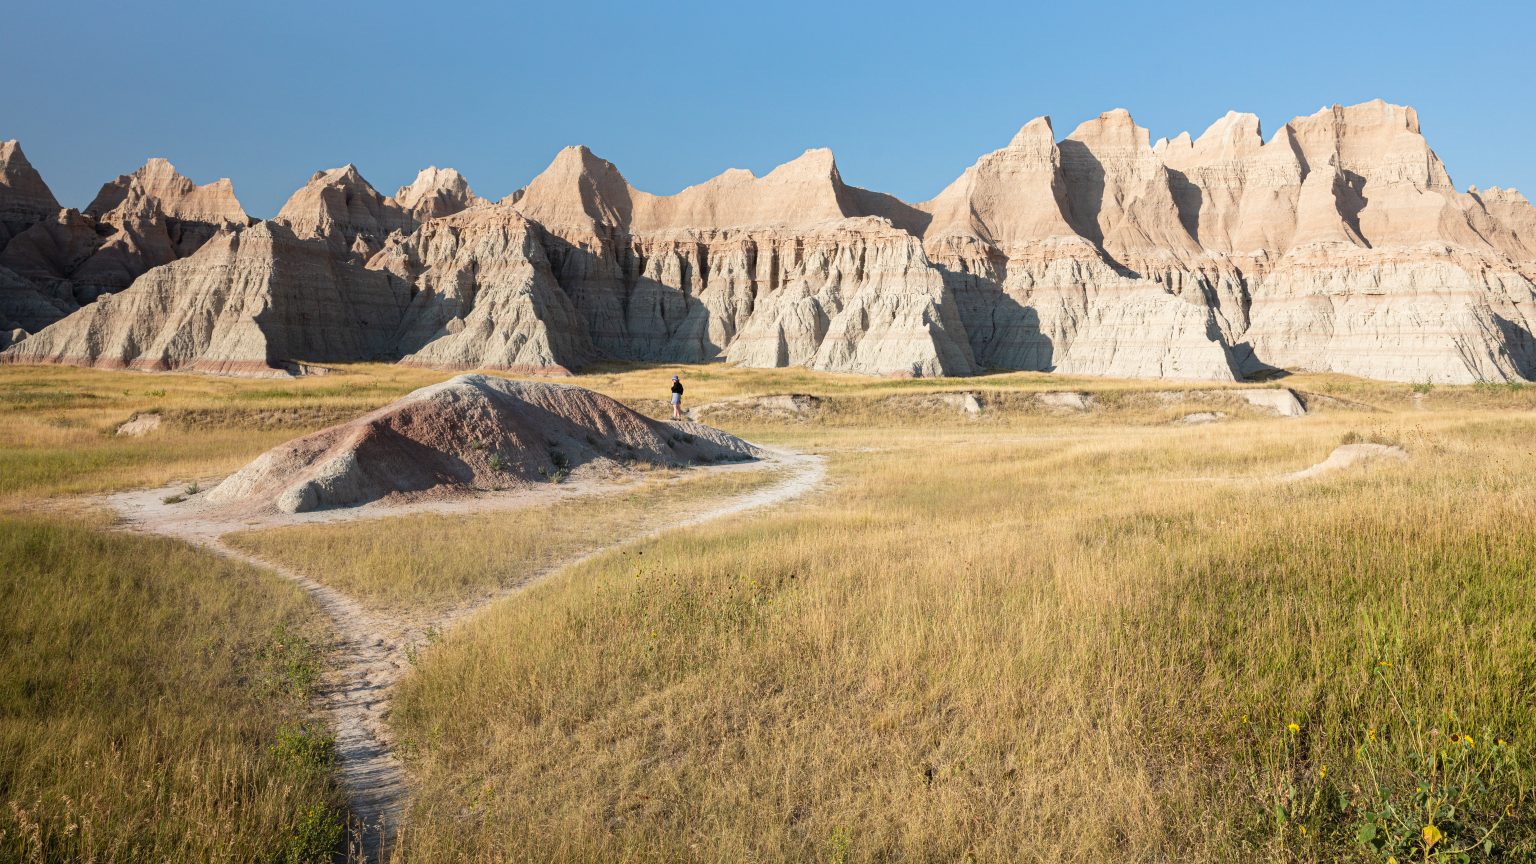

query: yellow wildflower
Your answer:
[1298,825,1307,836]
[1378,660,1392,668]
[1464,734,1475,747]
[1240,714,1249,724]
[1319,765,1327,779]
[1287,722,1301,734]
[1423,824,1443,848]
[1367,728,1377,742]
[1508,803,1517,817]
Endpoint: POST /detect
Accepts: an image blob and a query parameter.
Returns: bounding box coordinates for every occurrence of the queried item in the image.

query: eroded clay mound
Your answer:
[1283,443,1408,481]
[207,374,758,514]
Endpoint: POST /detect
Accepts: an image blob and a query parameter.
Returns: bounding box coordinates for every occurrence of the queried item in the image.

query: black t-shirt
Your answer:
[671,381,683,394]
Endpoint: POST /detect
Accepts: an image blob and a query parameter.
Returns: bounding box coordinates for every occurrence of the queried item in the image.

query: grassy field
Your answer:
[0,511,344,862]
[225,468,787,614]
[385,410,1536,862]
[3,361,1536,862]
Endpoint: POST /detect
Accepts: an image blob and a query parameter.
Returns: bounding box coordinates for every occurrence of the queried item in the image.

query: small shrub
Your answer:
[270,722,336,774]
[162,494,186,505]
[283,801,344,864]
[184,481,200,496]
[550,450,570,470]
[260,623,322,700]
[489,453,505,472]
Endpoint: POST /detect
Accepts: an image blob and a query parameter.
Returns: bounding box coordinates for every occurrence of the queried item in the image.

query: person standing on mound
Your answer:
[670,375,684,420]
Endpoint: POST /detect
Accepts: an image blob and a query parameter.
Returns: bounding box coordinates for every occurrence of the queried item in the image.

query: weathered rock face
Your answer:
[86,158,248,237]
[497,146,976,376]
[370,207,594,372]
[395,166,485,222]
[9,99,1536,384]
[0,141,61,251]
[916,99,1536,383]
[276,165,413,262]
[0,142,74,332]
[0,157,253,333]
[1182,101,1536,383]
[914,116,1240,380]
[1,221,411,376]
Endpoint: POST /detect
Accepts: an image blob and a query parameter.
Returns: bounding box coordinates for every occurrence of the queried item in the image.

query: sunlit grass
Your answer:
[0,511,344,862]
[226,468,787,614]
[5,362,1536,862]
[386,414,1536,863]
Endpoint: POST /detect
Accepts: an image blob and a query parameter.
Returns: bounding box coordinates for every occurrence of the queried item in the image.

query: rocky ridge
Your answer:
[5,99,1536,382]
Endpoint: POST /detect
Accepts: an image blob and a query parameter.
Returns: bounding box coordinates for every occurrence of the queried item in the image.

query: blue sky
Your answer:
[3,0,1532,217]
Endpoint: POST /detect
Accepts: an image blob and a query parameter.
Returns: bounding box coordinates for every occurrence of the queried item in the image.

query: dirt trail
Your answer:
[109,445,825,862]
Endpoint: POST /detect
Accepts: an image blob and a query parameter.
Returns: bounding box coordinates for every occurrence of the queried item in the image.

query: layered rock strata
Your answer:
[0,156,251,332]
[7,99,1536,383]
[0,222,410,375]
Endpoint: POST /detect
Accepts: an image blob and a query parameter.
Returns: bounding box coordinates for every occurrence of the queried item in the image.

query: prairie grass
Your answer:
[386,412,1536,863]
[225,468,787,613]
[0,511,344,862]
[6,361,1536,862]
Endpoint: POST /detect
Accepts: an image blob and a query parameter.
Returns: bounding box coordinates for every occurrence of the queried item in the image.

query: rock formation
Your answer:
[206,374,758,513]
[915,115,1239,379]
[1162,101,1536,382]
[0,221,411,375]
[0,141,61,250]
[0,155,252,333]
[497,145,975,376]
[276,165,413,262]
[395,166,485,221]
[370,207,594,373]
[7,99,1536,383]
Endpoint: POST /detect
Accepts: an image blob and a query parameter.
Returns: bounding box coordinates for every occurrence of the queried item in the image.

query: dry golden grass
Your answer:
[385,410,1536,863]
[0,510,344,862]
[225,468,786,614]
[6,360,1536,862]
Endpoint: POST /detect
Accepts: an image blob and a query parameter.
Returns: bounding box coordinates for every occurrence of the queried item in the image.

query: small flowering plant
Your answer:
[1342,663,1524,861]
[1245,661,1528,861]
[1350,717,1519,862]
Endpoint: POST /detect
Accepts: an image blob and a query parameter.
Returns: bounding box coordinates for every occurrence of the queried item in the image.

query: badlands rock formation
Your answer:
[276,165,414,263]
[496,145,975,376]
[395,166,486,221]
[0,141,60,250]
[207,374,757,513]
[371,207,594,372]
[0,221,410,375]
[0,155,250,333]
[5,98,1536,382]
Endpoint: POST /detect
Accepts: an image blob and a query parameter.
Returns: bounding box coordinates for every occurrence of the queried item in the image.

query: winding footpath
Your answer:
[110,446,825,862]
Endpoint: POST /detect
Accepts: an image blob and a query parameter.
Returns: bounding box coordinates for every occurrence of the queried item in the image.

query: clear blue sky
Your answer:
[3,0,1532,217]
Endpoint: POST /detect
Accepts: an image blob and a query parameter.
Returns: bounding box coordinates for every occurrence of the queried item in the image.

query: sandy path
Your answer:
[109,445,825,862]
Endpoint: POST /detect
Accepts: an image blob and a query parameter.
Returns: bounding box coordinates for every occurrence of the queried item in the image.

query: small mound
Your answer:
[1035,392,1094,412]
[116,412,162,436]
[689,394,822,421]
[207,375,759,514]
[1283,443,1407,481]
[1178,411,1226,425]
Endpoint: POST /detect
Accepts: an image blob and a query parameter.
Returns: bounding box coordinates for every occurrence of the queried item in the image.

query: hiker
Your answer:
[670,375,684,420]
